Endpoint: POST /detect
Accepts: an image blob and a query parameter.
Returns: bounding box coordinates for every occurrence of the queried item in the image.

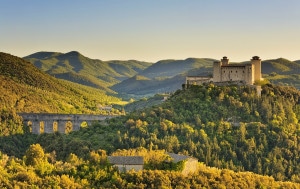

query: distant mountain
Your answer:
[0,52,122,114]
[262,58,300,74]
[25,52,300,97]
[111,58,215,97]
[261,58,300,88]
[24,51,152,92]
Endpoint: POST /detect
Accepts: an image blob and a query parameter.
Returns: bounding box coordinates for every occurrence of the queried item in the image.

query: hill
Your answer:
[262,58,300,74]
[1,82,300,184]
[111,58,214,97]
[26,52,300,97]
[113,57,300,97]
[262,58,300,88]
[0,52,123,136]
[24,51,152,92]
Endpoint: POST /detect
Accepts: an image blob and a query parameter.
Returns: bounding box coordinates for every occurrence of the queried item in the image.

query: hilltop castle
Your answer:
[186,56,262,86]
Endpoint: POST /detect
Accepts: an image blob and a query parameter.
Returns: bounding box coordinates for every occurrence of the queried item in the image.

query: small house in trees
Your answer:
[168,153,198,175]
[107,156,144,172]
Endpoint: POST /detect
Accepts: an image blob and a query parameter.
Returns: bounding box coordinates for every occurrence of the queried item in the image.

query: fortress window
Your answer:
[236,71,237,73]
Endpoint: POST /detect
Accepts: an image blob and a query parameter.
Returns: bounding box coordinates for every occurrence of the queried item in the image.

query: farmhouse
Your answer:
[107,156,144,172]
[168,153,198,175]
[186,56,262,86]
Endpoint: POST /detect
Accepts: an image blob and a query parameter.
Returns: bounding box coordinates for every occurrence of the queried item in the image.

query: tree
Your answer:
[24,144,45,166]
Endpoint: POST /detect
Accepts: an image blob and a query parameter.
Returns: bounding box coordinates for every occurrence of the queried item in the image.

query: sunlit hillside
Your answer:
[25,51,152,92]
[0,52,124,136]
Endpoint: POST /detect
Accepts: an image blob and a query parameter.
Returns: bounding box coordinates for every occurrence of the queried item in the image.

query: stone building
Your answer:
[186,56,262,86]
[107,156,144,172]
[167,153,198,175]
[213,56,261,85]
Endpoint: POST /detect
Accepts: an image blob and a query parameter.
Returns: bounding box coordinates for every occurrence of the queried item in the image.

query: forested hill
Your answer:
[2,83,300,186]
[0,52,122,136]
[108,84,300,181]
[24,51,152,92]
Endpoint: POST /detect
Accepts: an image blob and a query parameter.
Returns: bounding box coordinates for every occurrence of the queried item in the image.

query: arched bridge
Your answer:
[19,113,117,134]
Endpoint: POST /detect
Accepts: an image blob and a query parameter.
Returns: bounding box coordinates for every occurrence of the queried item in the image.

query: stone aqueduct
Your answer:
[19,113,116,134]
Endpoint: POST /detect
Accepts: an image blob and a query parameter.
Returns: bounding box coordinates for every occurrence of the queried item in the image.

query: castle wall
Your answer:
[220,66,247,82]
[213,61,221,82]
[186,76,212,85]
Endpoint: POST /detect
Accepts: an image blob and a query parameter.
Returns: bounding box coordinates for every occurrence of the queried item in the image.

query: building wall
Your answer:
[182,158,199,176]
[114,164,143,172]
[213,56,261,85]
[213,61,222,82]
[186,76,212,86]
[220,66,247,82]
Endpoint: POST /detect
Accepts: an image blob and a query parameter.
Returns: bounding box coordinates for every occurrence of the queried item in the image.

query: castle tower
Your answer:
[213,61,222,82]
[251,56,261,82]
[245,64,254,85]
[221,56,229,65]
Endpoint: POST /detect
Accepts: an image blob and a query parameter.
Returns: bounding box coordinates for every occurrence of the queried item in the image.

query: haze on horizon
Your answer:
[1,0,300,62]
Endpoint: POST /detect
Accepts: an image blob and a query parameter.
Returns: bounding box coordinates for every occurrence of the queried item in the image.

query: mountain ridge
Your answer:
[24,51,152,92]
[25,51,300,97]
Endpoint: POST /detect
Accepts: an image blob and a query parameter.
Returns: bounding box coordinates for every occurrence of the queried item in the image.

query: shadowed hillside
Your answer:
[262,58,300,88]
[262,58,300,74]
[111,58,215,97]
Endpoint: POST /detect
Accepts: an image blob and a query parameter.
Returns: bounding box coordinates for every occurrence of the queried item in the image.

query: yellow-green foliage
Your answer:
[111,147,173,170]
[0,52,123,136]
[0,148,299,188]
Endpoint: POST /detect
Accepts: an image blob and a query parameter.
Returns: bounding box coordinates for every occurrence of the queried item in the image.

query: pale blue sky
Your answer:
[1,0,300,62]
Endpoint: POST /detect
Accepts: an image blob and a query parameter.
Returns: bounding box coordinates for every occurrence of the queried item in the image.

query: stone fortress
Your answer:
[186,56,262,86]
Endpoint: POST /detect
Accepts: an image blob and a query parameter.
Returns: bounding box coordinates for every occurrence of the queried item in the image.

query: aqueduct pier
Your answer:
[19,113,116,134]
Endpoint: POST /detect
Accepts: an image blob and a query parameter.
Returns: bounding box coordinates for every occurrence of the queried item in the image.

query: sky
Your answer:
[1,0,300,62]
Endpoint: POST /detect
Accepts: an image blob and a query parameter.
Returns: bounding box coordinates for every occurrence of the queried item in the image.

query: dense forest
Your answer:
[0,144,299,188]
[1,83,300,187]
[1,52,300,187]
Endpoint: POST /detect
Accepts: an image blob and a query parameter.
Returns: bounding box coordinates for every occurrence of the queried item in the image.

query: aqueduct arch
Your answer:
[19,113,116,134]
